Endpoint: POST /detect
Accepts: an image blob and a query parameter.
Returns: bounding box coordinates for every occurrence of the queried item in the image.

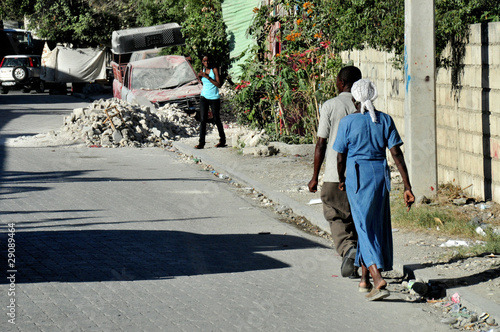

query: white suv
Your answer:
[0,55,44,94]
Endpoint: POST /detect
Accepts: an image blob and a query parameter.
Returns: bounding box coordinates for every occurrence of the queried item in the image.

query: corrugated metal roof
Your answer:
[221,0,260,79]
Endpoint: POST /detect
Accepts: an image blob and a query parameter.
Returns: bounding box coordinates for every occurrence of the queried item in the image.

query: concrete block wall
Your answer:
[341,21,500,203]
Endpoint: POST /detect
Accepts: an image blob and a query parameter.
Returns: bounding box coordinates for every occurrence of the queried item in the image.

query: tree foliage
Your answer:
[232,0,500,142]
[1,0,136,46]
[1,0,230,78]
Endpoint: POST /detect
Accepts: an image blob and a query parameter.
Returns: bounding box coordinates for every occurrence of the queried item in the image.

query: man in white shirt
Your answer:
[308,66,362,278]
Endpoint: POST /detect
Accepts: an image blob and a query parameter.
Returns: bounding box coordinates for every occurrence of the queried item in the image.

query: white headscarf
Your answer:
[351,79,378,123]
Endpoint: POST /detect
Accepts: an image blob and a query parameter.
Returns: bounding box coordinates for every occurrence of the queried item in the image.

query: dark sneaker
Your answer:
[341,247,356,277]
[349,268,360,279]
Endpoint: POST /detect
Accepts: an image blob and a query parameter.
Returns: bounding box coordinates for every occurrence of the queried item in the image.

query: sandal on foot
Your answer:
[194,144,204,149]
[215,142,227,148]
[358,283,373,293]
[365,288,390,301]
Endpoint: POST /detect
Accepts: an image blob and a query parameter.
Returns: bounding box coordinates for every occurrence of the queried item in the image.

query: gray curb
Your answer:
[172,141,499,322]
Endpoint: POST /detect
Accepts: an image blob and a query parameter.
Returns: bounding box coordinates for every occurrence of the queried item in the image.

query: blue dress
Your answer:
[333,111,403,271]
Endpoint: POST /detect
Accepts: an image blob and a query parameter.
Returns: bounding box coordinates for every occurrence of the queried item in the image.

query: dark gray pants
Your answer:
[321,182,357,257]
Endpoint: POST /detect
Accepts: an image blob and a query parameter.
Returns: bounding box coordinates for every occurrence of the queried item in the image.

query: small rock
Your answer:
[416,195,431,204]
[440,317,457,324]
[112,130,123,142]
[453,198,467,206]
[468,216,482,226]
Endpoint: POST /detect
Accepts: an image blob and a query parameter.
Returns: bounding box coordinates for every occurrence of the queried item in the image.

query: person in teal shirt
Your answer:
[195,54,226,149]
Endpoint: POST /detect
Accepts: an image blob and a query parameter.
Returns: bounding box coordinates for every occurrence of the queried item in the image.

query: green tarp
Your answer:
[221,0,260,80]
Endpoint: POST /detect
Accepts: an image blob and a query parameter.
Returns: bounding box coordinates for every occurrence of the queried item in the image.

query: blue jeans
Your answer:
[199,97,225,145]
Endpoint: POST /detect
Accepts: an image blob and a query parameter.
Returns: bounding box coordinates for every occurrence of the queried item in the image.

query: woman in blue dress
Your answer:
[195,54,226,149]
[333,79,415,301]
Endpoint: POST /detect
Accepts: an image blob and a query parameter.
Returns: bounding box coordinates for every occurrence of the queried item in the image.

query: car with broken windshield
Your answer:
[112,55,202,114]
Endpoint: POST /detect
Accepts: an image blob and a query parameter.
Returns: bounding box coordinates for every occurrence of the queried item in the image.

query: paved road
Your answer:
[0,92,451,331]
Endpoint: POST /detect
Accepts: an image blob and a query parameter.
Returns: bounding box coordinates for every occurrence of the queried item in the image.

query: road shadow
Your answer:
[0,93,111,200]
[1,230,326,284]
[0,169,220,197]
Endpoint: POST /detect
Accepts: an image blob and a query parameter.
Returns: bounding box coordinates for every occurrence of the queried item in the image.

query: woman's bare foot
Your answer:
[368,264,387,289]
[374,279,387,289]
[359,265,371,288]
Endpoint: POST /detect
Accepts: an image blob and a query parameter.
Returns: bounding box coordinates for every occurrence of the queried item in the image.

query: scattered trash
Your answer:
[434,217,444,226]
[439,240,469,247]
[480,313,490,321]
[450,303,460,313]
[479,203,490,210]
[451,292,461,304]
[307,198,322,205]
[406,279,429,296]
[476,226,487,236]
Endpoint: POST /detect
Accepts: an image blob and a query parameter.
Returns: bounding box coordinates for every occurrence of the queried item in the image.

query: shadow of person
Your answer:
[1,229,327,283]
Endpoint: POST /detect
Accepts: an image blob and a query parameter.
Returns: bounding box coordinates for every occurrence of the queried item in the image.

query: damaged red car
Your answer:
[112,55,202,113]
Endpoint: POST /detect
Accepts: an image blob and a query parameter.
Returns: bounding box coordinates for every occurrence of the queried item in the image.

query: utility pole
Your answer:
[404,0,437,198]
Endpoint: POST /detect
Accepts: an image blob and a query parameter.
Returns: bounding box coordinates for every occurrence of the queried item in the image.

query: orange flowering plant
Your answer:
[232,1,342,143]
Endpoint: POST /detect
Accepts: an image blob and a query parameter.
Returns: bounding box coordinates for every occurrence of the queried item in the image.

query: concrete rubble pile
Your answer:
[61,98,198,147]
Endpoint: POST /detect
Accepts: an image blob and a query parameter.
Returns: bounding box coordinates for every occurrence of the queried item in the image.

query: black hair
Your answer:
[201,54,215,69]
[338,66,362,88]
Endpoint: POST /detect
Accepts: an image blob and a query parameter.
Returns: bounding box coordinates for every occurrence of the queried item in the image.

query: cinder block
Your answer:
[459,132,471,152]
[490,137,500,160]
[472,134,482,154]
[470,89,483,112]
[458,152,477,174]
[490,114,500,137]
[489,90,500,115]
[447,127,459,148]
[437,167,458,185]
[436,68,451,85]
[469,23,482,45]
[462,66,481,89]
[457,88,473,109]
[437,147,453,168]
[468,46,482,66]
[488,21,500,44]
[438,87,456,108]
[489,46,500,66]
[463,44,473,65]
[489,69,500,90]
[388,98,404,119]
[457,111,468,131]
[492,182,500,203]
[394,118,405,137]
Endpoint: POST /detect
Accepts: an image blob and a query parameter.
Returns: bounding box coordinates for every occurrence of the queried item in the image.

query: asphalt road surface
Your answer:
[0,91,452,331]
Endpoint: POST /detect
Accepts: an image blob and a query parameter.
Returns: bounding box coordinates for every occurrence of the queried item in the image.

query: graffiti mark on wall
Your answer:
[391,79,400,96]
[404,45,411,93]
